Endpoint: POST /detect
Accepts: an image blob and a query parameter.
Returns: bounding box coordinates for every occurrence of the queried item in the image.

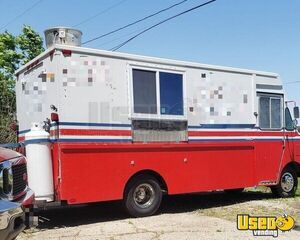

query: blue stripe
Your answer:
[1,139,52,147]
[18,129,30,135]
[18,138,132,145]
[0,143,23,149]
[8,138,131,146]
[188,124,256,129]
[50,122,58,127]
[24,138,51,144]
[21,122,255,132]
[18,122,132,135]
[255,139,283,142]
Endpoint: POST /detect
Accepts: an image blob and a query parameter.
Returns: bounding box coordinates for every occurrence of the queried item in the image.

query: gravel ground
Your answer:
[18,192,300,240]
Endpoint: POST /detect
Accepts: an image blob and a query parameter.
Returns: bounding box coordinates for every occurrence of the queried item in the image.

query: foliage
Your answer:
[0,31,21,115]
[17,25,44,64]
[0,32,22,78]
[0,113,17,143]
[0,25,44,144]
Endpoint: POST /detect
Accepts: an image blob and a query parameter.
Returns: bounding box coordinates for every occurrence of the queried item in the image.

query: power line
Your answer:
[284,81,300,85]
[73,0,129,28]
[110,0,216,51]
[0,0,44,31]
[95,26,149,48]
[82,0,189,45]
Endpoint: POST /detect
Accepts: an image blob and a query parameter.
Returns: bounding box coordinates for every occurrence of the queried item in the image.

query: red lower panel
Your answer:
[57,142,257,205]
[295,142,300,162]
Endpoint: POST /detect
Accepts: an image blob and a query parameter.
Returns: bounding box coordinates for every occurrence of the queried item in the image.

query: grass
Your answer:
[198,197,300,223]
[197,179,300,223]
[296,179,300,196]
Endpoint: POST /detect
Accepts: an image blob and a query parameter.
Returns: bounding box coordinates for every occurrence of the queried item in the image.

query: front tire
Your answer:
[124,175,162,217]
[271,166,298,198]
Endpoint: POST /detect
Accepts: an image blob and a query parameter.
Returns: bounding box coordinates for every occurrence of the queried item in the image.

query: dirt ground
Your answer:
[18,191,300,240]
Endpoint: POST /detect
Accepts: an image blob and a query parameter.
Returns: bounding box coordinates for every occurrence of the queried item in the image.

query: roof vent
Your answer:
[44,27,82,49]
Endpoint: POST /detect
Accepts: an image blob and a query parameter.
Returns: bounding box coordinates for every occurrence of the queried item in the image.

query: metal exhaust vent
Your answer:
[44,27,82,49]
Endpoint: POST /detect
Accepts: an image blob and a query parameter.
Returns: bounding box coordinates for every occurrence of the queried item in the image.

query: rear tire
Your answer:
[271,166,298,198]
[124,175,162,217]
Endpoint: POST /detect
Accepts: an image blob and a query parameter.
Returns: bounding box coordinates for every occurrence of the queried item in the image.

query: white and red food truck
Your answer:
[15,27,300,217]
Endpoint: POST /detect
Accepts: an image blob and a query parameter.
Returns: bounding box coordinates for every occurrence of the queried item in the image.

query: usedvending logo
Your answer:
[237,214,295,237]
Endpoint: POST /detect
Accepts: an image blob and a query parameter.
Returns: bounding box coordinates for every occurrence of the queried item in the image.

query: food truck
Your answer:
[15,27,300,217]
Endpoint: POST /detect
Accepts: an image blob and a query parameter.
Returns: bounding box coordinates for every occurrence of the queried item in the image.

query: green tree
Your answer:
[0,25,44,144]
[0,32,21,114]
[17,25,44,65]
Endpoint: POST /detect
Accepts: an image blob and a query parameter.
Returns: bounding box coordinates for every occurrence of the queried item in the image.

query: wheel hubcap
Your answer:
[133,183,155,208]
[281,172,294,192]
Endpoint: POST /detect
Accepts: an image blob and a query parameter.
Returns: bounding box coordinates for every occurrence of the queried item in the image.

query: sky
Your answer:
[0,0,299,105]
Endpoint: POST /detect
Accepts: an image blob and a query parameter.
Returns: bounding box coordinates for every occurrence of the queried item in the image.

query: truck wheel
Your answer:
[124,175,162,217]
[224,188,244,195]
[271,167,298,198]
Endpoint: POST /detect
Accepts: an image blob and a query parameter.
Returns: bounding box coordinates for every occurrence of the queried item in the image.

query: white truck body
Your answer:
[15,44,283,138]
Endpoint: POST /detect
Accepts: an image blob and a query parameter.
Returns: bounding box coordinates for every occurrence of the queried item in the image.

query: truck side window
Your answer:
[285,107,294,131]
[133,69,157,114]
[132,68,184,117]
[271,98,281,128]
[259,97,270,129]
[159,72,183,115]
[259,95,282,129]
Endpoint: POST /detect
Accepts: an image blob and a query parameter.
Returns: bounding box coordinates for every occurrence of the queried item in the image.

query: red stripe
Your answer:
[60,129,287,137]
[18,136,25,142]
[60,129,132,136]
[50,129,58,137]
[188,131,288,137]
[18,129,289,139]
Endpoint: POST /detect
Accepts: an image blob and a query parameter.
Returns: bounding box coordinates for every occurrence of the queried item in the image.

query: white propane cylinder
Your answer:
[25,122,54,202]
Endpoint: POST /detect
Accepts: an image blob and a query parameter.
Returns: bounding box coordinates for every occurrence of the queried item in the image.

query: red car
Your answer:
[0,147,34,240]
[0,147,34,206]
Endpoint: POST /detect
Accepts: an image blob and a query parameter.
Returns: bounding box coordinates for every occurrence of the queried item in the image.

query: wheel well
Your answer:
[124,170,168,196]
[283,162,300,177]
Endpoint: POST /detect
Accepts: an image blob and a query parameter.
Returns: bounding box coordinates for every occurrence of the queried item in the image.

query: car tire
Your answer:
[271,166,298,198]
[124,175,162,217]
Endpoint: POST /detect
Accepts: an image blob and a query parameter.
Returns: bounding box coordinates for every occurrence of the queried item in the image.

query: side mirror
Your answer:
[294,106,300,119]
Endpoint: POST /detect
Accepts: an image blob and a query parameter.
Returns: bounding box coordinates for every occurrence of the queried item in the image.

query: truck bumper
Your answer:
[0,201,26,240]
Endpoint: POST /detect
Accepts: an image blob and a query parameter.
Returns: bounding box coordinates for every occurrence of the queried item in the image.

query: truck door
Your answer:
[255,93,285,182]
[285,107,298,162]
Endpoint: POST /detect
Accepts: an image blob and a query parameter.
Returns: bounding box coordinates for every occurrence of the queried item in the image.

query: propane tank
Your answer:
[25,122,54,202]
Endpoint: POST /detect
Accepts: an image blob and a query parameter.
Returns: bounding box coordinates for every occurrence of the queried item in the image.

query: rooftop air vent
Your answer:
[44,27,82,49]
